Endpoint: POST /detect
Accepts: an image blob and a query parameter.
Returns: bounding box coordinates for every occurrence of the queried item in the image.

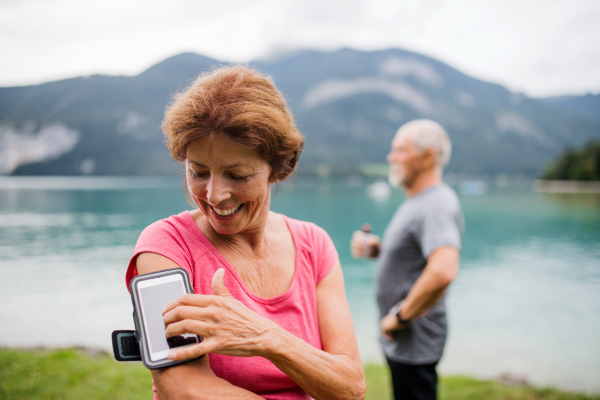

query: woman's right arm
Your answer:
[135,252,263,400]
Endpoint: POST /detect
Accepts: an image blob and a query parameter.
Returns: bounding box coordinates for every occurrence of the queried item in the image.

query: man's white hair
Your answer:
[397,119,452,168]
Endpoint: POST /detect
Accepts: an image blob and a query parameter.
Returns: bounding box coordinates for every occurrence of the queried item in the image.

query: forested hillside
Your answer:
[1,49,599,177]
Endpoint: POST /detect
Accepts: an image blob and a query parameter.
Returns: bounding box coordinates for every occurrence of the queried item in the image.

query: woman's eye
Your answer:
[229,174,249,181]
[190,170,208,178]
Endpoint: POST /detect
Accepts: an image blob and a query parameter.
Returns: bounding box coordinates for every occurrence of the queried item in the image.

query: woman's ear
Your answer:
[268,164,278,184]
[269,151,296,183]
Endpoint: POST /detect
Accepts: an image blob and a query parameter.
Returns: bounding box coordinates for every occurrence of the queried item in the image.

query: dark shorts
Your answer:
[385,357,438,400]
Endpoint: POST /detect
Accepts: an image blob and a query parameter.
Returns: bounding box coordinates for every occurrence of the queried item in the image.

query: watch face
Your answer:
[389,301,404,317]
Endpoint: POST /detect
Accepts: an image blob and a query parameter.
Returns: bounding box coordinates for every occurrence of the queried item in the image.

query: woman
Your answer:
[125,65,365,400]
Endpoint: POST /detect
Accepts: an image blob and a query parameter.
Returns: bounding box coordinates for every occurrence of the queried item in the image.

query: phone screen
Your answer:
[137,273,199,361]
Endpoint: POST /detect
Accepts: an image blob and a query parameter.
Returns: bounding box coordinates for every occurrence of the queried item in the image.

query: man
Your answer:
[351,119,463,400]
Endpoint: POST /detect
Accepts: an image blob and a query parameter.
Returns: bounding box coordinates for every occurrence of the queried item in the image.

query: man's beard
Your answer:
[388,164,404,188]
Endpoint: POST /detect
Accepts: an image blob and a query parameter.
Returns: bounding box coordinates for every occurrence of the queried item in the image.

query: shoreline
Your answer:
[534,179,600,193]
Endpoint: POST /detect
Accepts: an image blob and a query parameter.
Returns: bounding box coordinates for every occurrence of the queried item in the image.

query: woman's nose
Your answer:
[206,176,231,205]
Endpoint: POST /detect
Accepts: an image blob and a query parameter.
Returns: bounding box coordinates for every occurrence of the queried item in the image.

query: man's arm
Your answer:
[381,246,459,337]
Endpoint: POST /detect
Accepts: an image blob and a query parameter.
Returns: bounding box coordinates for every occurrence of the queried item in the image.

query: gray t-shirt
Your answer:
[376,183,463,364]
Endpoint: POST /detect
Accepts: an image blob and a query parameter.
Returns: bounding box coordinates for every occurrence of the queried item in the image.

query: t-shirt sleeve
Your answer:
[417,205,463,259]
[125,219,195,291]
[309,223,339,284]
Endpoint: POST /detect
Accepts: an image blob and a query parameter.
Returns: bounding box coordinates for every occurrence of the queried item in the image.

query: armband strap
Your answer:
[111,330,142,361]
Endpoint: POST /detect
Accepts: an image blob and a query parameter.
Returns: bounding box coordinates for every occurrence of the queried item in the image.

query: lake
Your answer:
[0,176,599,392]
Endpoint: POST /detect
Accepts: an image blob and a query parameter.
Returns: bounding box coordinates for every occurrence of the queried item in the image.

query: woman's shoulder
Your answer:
[278,213,338,284]
[278,213,333,247]
[138,210,200,244]
[127,211,205,290]
[142,210,191,230]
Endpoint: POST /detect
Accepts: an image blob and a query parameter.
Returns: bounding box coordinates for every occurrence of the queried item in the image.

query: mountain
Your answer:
[1,48,599,177]
[538,93,600,122]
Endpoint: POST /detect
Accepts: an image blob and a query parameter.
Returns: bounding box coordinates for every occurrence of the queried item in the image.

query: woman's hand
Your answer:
[162,268,281,361]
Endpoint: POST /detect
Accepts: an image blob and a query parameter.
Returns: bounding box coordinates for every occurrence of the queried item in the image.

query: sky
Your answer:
[1,0,599,97]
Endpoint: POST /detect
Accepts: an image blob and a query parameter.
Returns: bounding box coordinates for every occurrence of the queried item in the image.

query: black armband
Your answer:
[112,330,142,361]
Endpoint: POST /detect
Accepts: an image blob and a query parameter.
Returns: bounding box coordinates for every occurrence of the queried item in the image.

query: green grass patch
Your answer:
[1,348,598,399]
[364,363,600,400]
[0,347,152,400]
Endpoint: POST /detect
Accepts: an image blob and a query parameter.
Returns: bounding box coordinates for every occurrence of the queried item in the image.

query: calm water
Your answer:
[1,176,599,392]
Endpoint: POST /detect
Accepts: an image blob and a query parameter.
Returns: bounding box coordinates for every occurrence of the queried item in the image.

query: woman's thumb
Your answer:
[211,268,232,297]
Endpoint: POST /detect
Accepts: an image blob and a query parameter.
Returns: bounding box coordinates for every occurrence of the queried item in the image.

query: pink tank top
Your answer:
[126,211,338,399]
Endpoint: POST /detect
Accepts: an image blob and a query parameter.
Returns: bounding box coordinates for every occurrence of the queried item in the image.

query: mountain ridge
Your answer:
[1,48,599,177]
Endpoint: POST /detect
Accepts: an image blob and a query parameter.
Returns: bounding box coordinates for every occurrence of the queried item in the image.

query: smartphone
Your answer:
[130,268,203,369]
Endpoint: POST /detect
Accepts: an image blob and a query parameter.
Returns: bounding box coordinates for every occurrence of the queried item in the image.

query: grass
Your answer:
[1,348,598,400]
[364,364,600,400]
[0,347,152,400]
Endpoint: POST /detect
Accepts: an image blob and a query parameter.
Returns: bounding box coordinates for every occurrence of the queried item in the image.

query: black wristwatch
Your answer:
[389,301,412,326]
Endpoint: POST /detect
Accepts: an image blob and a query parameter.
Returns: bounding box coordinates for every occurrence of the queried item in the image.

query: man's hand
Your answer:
[381,247,460,341]
[350,230,381,258]
[380,313,409,340]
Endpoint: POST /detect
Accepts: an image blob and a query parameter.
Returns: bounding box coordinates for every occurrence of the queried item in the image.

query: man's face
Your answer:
[387,132,426,189]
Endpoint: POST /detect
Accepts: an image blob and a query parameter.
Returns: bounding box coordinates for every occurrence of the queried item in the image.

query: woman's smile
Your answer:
[210,204,244,218]
[185,134,272,235]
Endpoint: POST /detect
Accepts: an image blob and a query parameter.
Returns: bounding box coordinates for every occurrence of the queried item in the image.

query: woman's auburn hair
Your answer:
[162,65,304,182]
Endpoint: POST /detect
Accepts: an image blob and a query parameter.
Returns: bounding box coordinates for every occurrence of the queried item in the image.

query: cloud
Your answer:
[0,0,598,96]
[301,78,434,115]
[0,123,80,174]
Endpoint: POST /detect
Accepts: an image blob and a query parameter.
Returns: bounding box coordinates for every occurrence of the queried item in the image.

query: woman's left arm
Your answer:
[265,260,365,400]
[164,261,365,400]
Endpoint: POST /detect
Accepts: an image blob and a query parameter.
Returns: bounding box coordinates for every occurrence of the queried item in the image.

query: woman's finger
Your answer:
[163,293,224,315]
[211,268,233,298]
[167,341,207,361]
[168,337,222,361]
[165,319,213,338]
[163,304,220,325]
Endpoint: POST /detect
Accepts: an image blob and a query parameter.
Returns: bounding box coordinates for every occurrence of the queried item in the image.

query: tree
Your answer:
[543,141,600,181]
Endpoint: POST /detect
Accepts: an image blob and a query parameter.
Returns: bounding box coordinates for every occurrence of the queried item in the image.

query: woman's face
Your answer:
[186,134,273,235]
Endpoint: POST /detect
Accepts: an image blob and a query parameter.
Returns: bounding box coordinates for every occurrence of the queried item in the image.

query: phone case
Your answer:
[129,268,203,369]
